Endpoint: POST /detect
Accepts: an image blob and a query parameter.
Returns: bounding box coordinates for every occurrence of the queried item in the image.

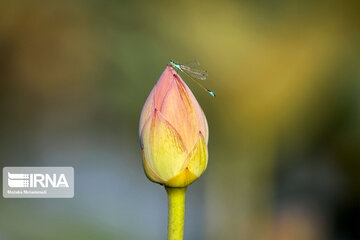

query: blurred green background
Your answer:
[0,1,359,239]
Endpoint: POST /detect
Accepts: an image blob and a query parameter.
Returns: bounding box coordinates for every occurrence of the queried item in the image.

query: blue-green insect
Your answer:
[169,60,215,97]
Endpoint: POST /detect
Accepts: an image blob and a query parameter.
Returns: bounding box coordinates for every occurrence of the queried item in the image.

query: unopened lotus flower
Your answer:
[139,65,209,187]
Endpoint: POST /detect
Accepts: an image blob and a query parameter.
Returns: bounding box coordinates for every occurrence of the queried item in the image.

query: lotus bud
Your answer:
[139,65,209,187]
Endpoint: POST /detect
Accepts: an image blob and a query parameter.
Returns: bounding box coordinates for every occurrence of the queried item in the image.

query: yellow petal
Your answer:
[165,133,208,187]
[186,132,208,177]
[142,151,165,184]
[141,110,187,181]
[164,168,198,187]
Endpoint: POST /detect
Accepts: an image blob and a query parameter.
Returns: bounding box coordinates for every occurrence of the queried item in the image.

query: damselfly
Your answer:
[169,60,215,97]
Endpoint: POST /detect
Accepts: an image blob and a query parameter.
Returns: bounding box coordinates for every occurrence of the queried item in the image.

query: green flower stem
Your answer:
[166,187,187,240]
